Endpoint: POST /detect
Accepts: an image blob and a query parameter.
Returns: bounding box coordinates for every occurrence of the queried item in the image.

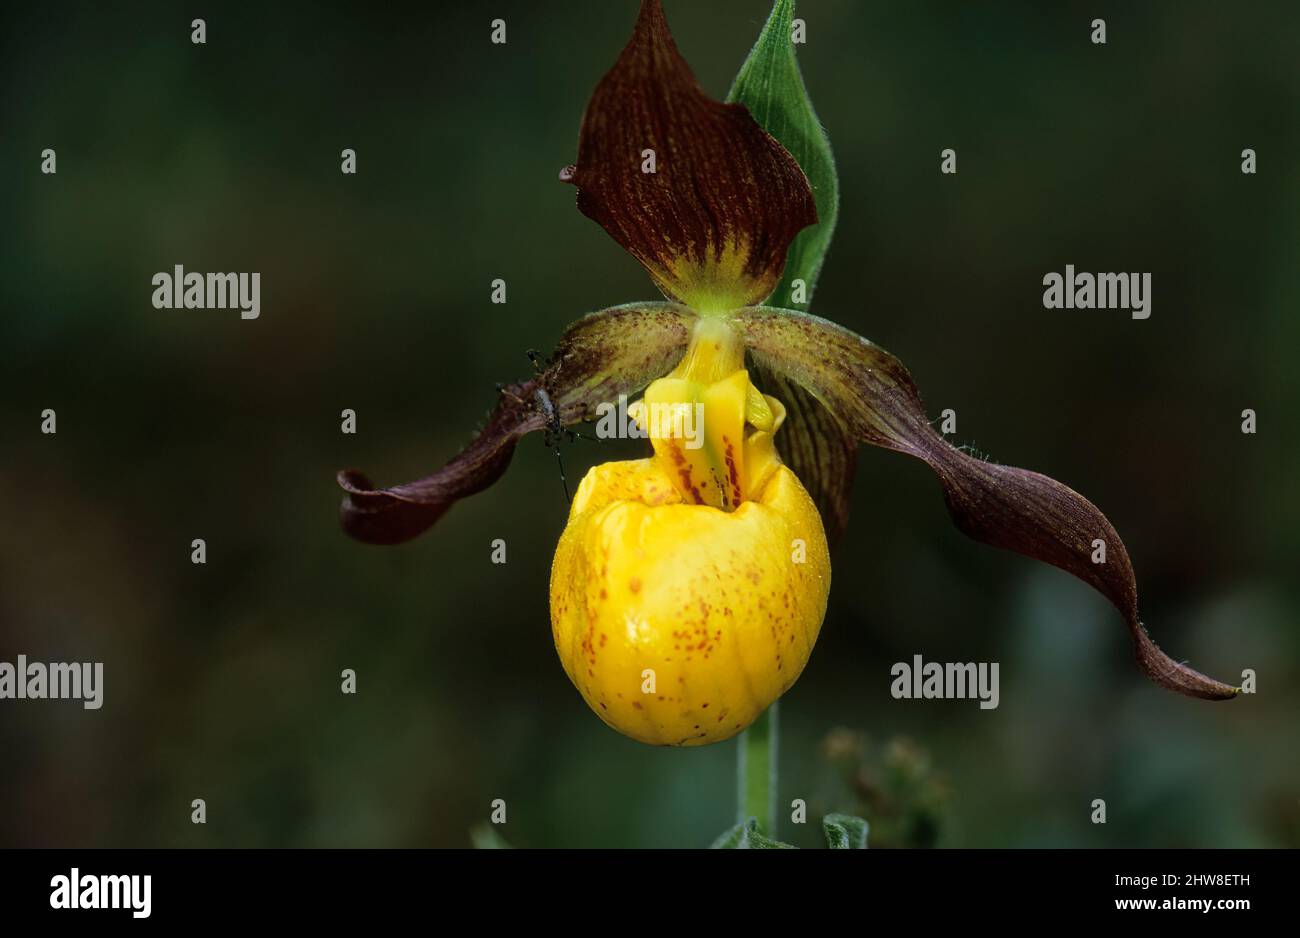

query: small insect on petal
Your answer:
[337,303,696,544]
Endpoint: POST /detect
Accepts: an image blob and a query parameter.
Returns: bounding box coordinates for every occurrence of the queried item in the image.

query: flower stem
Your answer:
[737,700,778,833]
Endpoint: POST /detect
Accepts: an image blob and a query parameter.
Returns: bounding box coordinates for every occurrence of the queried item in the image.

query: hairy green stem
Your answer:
[737,701,778,833]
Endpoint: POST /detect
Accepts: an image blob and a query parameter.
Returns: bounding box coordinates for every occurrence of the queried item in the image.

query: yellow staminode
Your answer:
[549,318,831,746]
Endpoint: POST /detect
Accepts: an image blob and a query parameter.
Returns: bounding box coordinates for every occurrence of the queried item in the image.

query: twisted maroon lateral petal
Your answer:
[735,307,1240,701]
[338,393,544,546]
[338,303,696,545]
[561,0,817,311]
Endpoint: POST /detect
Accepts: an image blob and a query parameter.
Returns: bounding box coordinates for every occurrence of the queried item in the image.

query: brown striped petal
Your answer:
[735,306,1240,701]
[561,0,817,313]
[748,359,857,547]
[338,303,696,545]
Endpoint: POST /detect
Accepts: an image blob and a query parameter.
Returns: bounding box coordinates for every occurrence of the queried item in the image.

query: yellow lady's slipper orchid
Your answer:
[550,319,830,745]
[337,0,1239,762]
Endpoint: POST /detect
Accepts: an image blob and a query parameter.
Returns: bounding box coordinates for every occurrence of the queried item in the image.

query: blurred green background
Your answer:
[2,0,1296,848]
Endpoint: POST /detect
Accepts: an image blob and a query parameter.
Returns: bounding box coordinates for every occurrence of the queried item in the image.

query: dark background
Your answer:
[1,0,1296,847]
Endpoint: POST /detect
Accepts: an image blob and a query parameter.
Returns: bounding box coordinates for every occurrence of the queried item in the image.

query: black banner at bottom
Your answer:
[0,848,1283,924]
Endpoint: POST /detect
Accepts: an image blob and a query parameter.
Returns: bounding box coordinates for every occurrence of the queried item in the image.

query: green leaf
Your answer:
[728,0,839,310]
[729,0,856,545]
[711,817,797,849]
[710,819,749,849]
[823,813,869,849]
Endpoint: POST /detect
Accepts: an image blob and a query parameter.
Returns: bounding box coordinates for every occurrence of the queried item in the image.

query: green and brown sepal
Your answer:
[560,0,817,313]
